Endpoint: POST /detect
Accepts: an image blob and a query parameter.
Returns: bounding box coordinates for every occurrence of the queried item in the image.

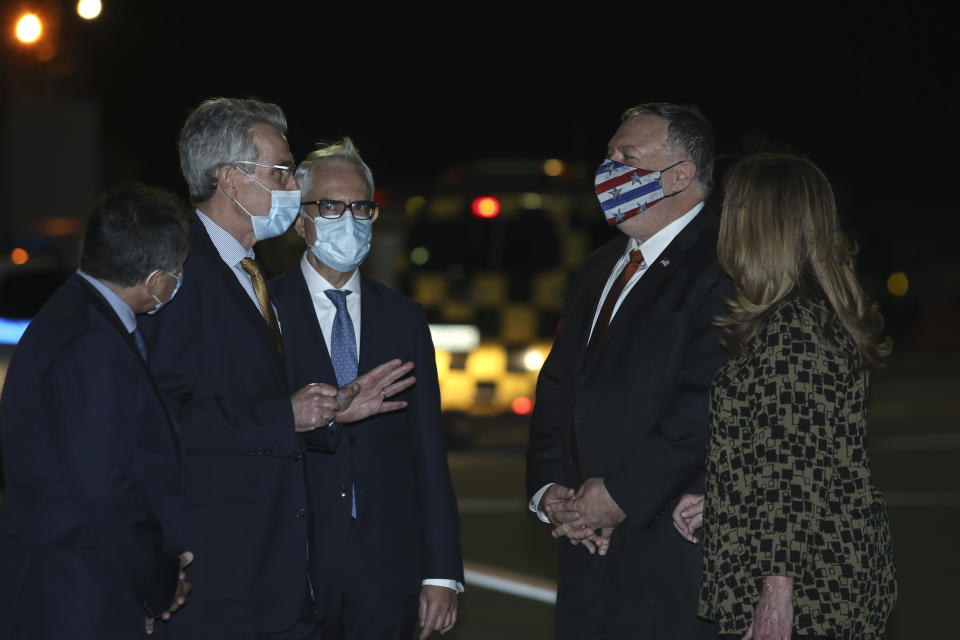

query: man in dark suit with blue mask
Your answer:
[270,138,463,640]
[0,183,193,638]
[140,100,415,639]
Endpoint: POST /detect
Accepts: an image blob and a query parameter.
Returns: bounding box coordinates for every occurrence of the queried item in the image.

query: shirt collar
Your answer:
[299,252,362,298]
[195,208,256,266]
[77,270,138,333]
[631,201,705,263]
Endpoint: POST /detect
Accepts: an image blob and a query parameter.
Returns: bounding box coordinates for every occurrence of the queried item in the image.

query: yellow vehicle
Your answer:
[383,158,610,427]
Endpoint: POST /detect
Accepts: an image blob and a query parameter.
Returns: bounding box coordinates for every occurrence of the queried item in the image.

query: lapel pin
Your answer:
[659,258,670,267]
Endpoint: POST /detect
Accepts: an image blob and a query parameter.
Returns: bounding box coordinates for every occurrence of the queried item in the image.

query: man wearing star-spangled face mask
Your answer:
[525,102,735,639]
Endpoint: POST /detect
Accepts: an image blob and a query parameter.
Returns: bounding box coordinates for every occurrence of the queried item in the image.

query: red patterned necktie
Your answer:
[584,249,644,361]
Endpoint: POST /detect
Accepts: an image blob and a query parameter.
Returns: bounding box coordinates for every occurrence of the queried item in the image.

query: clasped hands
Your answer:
[292,358,415,432]
[542,477,625,555]
[145,550,194,634]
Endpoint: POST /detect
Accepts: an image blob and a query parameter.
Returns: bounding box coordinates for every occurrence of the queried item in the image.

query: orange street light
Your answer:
[15,13,43,44]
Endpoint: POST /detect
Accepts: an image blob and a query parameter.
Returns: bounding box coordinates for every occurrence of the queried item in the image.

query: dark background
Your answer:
[1,2,956,344]
[1,5,957,638]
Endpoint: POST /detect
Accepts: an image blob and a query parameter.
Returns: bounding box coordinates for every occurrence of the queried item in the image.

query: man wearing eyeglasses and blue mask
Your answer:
[270,138,463,640]
[140,100,416,639]
[525,103,735,639]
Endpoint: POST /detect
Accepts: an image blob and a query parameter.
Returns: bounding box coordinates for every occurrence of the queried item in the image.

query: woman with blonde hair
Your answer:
[673,153,897,639]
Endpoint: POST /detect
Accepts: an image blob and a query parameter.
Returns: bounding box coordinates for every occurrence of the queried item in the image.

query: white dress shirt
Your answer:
[195,209,263,315]
[299,254,362,352]
[529,201,705,522]
[298,253,463,594]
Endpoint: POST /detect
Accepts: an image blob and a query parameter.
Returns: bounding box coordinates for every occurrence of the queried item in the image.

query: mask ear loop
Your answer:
[659,160,697,200]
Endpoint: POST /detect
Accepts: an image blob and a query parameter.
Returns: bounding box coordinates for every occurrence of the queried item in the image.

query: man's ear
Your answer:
[143,269,162,297]
[675,160,697,189]
[216,164,239,197]
[293,211,307,239]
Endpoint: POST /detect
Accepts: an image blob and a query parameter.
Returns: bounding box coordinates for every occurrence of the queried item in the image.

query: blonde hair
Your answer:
[717,153,890,368]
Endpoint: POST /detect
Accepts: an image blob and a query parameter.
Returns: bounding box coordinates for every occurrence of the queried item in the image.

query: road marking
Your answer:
[464,561,557,604]
[870,432,960,451]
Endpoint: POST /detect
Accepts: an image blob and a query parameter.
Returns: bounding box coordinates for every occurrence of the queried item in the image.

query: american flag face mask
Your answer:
[595,158,686,226]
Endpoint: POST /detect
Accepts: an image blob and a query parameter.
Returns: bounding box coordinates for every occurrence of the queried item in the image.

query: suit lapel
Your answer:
[286,265,338,385]
[581,210,715,369]
[70,274,140,357]
[72,274,182,441]
[357,276,382,375]
[190,216,286,375]
[573,237,628,367]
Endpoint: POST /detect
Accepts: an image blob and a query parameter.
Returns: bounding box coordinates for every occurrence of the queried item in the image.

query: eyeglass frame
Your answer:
[301,199,379,220]
[231,160,297,184]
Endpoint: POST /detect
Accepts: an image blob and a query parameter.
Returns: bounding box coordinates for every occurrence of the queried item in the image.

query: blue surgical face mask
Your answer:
[147,269,183,315]
[303,211,372,273]
[233,170,301,240]
[594,159,690,225]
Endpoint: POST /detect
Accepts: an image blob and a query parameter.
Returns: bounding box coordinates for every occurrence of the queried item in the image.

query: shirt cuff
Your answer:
[422,579,464,593]
[528,483,554,523]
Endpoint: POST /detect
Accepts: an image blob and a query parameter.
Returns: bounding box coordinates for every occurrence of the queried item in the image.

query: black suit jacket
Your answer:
[270,265,463,609]
[526,209,734,619]
[0,274,182,638]
[139,214,323,633]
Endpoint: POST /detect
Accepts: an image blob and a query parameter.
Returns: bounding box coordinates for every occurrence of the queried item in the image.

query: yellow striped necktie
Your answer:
[240,257,283,354]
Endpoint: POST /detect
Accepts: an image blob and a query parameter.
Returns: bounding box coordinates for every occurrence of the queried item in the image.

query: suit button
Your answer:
[292,452,303,462]
[348,436,357,446]
[296,507,306,518]
[339,487,348,498]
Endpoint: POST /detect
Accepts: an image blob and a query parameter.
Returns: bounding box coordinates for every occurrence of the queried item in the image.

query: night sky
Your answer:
[3,3,955,344]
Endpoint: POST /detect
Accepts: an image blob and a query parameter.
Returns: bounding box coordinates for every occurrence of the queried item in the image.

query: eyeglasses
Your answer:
[233,160,296,183]
[301,199,378,220]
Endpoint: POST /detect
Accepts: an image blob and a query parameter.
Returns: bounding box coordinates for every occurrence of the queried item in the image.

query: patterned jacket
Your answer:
[698,296,897,638]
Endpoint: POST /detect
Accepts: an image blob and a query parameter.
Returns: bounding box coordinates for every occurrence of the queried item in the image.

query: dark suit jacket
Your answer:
[0,273,182,639]
[270,265,463,615]
[526,209,734,625]
[139,214,322,633]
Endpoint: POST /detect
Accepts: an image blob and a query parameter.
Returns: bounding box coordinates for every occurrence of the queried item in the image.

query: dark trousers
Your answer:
[153,595,322,640]
[555,519,716,640]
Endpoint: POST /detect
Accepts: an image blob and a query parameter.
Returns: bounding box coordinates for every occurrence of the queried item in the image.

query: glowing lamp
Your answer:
[77,0,102,20]
[11,248,29,265]
[15,14,42,43]
[471,196,500,219]
[886,272,908,297]
[511,396,534,415]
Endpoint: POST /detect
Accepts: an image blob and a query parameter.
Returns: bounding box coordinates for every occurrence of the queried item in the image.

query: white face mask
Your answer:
[233,169,301,240]
[303,211,372,273]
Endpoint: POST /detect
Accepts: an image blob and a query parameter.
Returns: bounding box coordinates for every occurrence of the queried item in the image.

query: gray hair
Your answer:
[296,137,375,197]
[621,102,715,196]
[178,98,288,203]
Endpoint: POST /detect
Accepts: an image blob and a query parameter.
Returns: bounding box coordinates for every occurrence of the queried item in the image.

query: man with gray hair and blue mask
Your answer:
[270,138,464,640]
[140,100,416,639]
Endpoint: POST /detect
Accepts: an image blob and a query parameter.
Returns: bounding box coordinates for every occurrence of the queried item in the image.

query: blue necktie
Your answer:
[324,288,359,519]
[132,327,148,361]
[324,289,358,386]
